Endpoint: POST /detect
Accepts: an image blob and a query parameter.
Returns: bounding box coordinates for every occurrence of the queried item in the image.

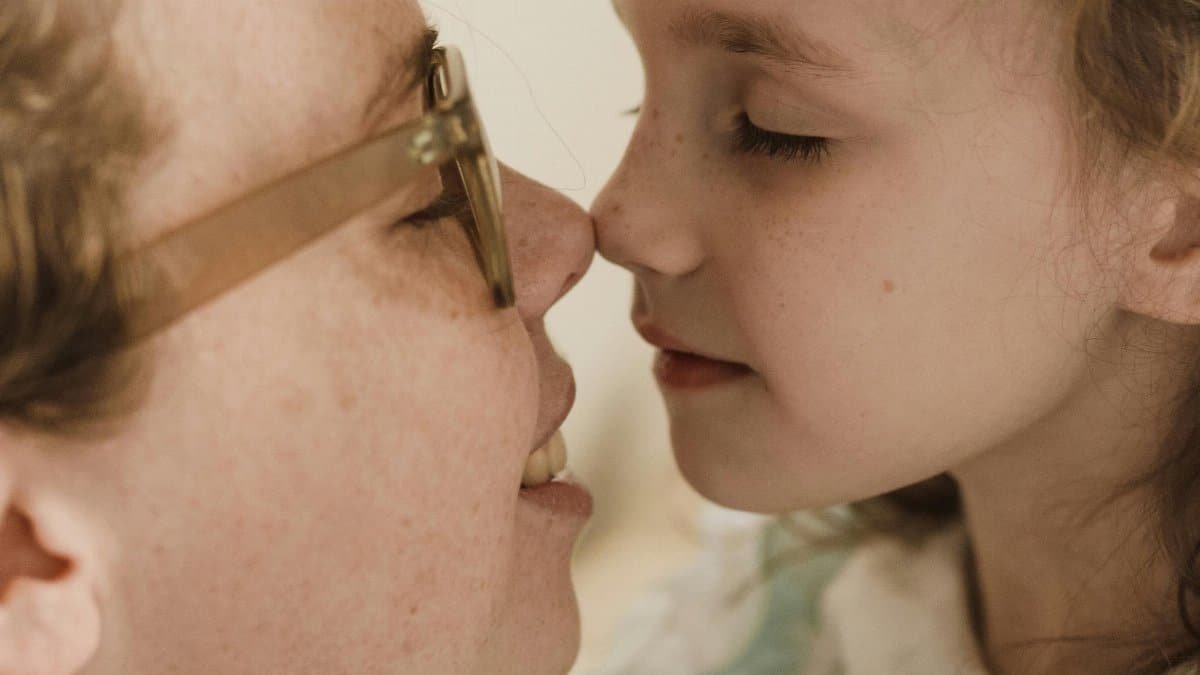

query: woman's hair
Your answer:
[0,0,147,431]
[867,1,1200,671]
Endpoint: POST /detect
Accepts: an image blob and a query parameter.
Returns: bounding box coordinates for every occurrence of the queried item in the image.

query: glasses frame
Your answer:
[124,46,515,341]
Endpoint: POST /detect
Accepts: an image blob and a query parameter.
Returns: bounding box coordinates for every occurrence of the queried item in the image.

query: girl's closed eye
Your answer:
[732,112,830,164]
[626,102,832,164]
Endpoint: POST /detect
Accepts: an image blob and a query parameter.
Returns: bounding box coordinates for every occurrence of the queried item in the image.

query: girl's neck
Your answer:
[953,337,1193,674]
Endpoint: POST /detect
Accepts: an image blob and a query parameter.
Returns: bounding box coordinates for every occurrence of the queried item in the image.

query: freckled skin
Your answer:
[594,0,1118,512]
[36,2,596,674]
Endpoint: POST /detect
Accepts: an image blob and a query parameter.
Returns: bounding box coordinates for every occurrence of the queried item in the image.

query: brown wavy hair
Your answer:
[0,0,147,432]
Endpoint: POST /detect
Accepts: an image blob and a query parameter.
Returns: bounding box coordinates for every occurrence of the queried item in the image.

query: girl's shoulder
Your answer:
[593,507,852,675]
[596,508,1200,675]
[594,508,985,675]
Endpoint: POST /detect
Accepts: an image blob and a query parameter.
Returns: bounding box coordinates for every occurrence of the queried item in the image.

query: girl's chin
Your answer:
[671,432,880,513]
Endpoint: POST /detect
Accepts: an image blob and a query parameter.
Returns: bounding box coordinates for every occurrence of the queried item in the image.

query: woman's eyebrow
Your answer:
[361,27,441,130]
[668,7,857,79]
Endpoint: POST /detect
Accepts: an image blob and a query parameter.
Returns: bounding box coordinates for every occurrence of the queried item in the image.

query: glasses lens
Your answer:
[430,50,515,307]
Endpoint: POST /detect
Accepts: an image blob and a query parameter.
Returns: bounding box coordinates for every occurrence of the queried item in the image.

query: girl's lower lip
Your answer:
[653,350,752,389]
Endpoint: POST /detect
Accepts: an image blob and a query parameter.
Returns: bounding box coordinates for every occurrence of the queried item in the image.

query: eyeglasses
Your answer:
[123,46,514,341]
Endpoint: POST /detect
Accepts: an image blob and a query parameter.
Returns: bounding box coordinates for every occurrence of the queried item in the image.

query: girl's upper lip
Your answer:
[633,319,740,365]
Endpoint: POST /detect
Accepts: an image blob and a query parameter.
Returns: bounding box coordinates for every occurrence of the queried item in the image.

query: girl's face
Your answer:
[595,0,1116,512]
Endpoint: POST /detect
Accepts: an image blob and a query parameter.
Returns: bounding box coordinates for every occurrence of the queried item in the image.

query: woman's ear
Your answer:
[1117,180,1200,325]
[0,436,103,675]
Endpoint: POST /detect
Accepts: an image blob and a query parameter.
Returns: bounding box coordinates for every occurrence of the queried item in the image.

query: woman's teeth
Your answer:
[521,432,568,488]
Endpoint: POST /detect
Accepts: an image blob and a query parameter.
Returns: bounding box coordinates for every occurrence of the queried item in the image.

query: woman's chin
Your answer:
[490,567,581,675]
[487,496,586,674]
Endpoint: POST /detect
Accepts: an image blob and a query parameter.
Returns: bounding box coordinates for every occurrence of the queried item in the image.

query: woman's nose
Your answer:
[501,165,596,322]
[591,121,706,278]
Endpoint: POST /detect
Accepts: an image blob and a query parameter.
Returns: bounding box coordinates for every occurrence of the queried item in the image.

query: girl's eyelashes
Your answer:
[623,102,830,164]
[733,113,830,164]
[391,189,472,233]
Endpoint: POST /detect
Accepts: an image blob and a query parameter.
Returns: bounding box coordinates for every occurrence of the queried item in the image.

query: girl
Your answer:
[593,1,1200,673]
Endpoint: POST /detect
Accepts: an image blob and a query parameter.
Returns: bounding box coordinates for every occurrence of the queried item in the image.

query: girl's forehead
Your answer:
[618,0,1063,120]
[616,0,1053,67]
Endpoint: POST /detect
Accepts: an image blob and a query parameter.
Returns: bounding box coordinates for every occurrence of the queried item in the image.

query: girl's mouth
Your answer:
[653,349,753,389]
[634,321,753,390]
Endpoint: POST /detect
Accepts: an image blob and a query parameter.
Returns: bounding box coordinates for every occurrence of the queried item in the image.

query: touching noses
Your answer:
[591,118,706,278]
[501,166,596,322]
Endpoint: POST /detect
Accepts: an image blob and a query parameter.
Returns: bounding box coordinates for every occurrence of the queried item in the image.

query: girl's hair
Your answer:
[870,1,1200,670]
[0,0,148,431]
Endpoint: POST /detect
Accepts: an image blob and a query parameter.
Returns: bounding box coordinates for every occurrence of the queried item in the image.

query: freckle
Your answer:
[675,133,684,144]
[280,391,307,414]
[338,391,358,412]
[883,280,896,293]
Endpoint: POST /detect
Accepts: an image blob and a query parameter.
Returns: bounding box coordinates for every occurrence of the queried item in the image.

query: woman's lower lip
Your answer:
[654,350,752,389]
[517,474,594,520]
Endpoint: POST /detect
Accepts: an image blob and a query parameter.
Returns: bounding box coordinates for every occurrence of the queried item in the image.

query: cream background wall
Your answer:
[418,2,705,672]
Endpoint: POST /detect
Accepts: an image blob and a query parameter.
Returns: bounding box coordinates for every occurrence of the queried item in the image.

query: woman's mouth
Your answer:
[521,432,567,487]
[518,431,594,519]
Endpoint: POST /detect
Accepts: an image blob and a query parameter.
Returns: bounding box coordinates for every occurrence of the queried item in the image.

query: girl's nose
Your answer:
[591,121,706,279]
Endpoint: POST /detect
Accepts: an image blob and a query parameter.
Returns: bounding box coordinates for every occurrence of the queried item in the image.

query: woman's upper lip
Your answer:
[530,375,575,454]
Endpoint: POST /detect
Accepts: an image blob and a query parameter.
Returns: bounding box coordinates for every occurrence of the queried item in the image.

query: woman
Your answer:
[0,1,594,673]
[595,0,1200,673]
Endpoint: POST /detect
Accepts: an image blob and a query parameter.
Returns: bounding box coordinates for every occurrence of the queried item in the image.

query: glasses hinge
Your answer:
[406,108,480,166]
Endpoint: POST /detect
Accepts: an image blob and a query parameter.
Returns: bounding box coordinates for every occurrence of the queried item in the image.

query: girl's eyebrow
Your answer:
[668,7,858,79]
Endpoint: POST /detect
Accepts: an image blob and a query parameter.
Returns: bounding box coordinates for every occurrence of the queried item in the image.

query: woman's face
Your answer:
[71,2,593,673]
[595,0,1116,512]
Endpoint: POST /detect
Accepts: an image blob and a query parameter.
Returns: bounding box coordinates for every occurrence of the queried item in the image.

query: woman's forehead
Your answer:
[118,0,430,238]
